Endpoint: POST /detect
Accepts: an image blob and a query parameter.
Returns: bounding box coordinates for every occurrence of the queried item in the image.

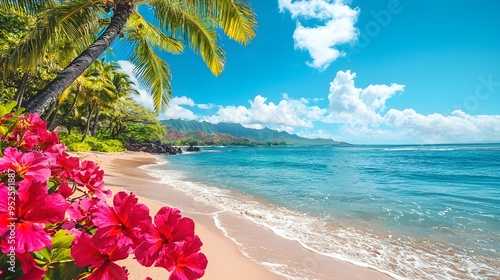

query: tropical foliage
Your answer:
[0,102,207,279]
[1,0,256,115]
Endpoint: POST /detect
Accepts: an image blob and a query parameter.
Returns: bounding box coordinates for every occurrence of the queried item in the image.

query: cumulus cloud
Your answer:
[326,70,404,125]
[197,103,215,110]
[116,60,500,143]
[202,94,327,131]
[326,70,500,143]
[161,96,198,120]
[279,0,359,70]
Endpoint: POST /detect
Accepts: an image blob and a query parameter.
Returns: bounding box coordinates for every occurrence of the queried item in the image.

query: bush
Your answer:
[89,139,125,152]
[59,133,125,152]
[67,142,91,152]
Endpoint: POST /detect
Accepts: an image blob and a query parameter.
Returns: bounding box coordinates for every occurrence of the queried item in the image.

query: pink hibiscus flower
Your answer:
[162,236,207,280]
[74,160,107,197]
[15,114,47,131]
[135,207,196,268]
[71,232,129,280]
[65,197,100,229]
[34,128,59,151]
[0,179,69,253]
[7,113,56,151]
[91,191,151,253]
[48,152,80,180]
[0,147,50,182]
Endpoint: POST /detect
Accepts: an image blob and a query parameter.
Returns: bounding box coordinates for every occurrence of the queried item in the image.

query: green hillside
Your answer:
[161,119,347,145]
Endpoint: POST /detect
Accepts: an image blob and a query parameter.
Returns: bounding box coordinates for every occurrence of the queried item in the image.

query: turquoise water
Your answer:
[151,144,500,279]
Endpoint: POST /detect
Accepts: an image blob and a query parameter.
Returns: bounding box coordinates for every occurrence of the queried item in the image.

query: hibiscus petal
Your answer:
[19,180,69,223]
[13,222,52,254]
[171,218,195,242]
[91,202,120,228]
[17,253,47,280]
[92,224,127,253]
[135,240,162,267]
[169,268,189,280]
[71,233,104,268]
[88,261,128,280]
[158,236,207,279]
[179,252,208,279]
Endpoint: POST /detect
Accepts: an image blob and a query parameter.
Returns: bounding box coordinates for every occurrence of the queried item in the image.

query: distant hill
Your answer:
[161,119,347,145]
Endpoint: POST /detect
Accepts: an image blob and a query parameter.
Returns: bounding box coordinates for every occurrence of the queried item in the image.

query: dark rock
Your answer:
[186,144,201,152]
[125,139,181,155]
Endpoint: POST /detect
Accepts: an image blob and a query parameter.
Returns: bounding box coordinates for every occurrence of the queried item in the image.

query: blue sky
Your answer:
[116,0,500,144]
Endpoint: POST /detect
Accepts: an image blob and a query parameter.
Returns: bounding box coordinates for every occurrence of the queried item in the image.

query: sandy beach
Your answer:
[72,151,394,280]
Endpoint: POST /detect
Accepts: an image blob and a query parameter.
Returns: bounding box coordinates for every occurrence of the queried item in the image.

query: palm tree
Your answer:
[78,60,119,141]
[3,0,256,115]
[0,3,98,108]
[90,67,138,136]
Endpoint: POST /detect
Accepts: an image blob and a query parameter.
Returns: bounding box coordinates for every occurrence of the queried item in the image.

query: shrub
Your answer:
[60,134,126,152]
[67,142,92,152]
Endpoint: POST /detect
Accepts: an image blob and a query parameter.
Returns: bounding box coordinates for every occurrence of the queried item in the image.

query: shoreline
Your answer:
[73,151,394,280]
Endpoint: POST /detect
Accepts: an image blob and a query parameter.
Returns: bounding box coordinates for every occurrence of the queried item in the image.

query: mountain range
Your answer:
[161,119,347,146]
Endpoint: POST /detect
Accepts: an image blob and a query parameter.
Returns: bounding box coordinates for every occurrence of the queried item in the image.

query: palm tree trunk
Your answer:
[48,88,80,131]
[43,100,57,121]
[24,3,133,115]
[47,101,61,128]
[91,106,100,136]
[14,73,29,109]
[82,104,95,142]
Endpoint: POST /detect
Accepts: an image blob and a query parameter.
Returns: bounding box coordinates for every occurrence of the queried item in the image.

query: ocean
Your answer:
[144,144,500,279]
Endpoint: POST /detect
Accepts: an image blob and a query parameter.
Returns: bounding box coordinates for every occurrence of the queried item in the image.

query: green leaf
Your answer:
[3,100,17,113]
[43,261,86,280]
[0,125,8,135]
[51,230,75,249]
[15,107,25,115]
[34,247,52,262]
[52,248,74,263]
[0,106,6,117]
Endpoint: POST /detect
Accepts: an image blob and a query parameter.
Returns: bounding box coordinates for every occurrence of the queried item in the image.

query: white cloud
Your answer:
[116,61,500,144]
[326,70,404,125]
[203,95,327,128]
[197,103,215,110]
[279,0,360,70]
[161,96,197,120]
[325,70,500,143]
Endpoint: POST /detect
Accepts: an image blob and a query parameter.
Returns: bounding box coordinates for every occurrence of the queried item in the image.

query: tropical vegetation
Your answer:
[2,0,257,115]
[0,0,257,152]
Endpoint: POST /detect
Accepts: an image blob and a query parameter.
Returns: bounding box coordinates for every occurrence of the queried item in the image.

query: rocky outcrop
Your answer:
[186,144,201,152]
[125,139,182,155]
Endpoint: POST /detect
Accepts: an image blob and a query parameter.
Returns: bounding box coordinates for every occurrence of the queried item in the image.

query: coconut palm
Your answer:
[90,67,138,136]
[0,3,98,108]
[2,0,256,115]
[78,60,120,141]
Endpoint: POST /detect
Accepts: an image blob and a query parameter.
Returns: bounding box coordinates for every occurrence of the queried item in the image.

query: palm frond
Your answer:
[125,33,172,113]
[185,0,256,44]
[0,0,55,15]
[1,0,102,74]
[150,0,225,75]
[125,13,184,54]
